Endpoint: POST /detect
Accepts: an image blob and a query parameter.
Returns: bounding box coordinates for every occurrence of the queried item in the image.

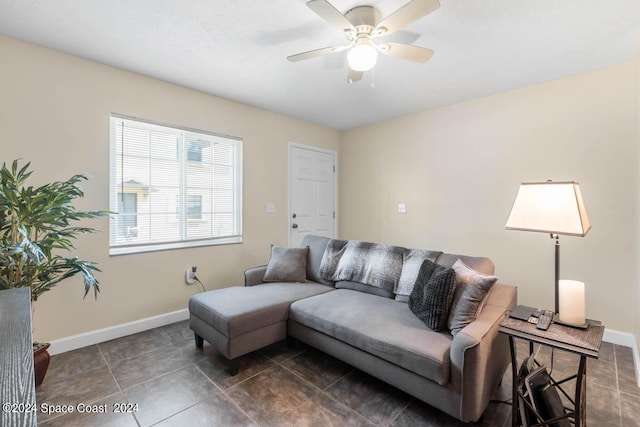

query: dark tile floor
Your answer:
[36,320,639,426]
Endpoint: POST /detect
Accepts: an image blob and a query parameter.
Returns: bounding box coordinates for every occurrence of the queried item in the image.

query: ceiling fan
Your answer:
[287,0,440,83]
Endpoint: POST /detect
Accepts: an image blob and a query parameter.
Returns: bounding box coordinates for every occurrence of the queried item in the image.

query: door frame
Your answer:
[287,142,338,247]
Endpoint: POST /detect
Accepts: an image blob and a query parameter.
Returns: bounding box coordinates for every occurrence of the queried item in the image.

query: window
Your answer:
[116,192,138,238]
[187,195,202,220]
[109,114,242,255]
[187,141,204,162]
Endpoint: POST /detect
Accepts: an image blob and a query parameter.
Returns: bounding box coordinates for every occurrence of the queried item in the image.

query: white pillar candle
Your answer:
[558,279,586,326]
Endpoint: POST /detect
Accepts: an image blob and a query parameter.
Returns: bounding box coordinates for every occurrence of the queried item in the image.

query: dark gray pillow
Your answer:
[447,259,498,336]
[408,260,457,331]
[263,246,308,283]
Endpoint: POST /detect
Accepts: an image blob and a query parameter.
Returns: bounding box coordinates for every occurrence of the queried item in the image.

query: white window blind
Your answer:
[109,114,242,255]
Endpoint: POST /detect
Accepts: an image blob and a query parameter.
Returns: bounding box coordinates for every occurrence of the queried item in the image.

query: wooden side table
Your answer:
[499,314,604,427]
[0,288,37,427]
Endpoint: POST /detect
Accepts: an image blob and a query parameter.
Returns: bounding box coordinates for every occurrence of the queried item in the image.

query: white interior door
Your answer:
[289,144,336,247]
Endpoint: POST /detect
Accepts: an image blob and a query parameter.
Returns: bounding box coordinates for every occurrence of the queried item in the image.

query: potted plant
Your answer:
[0,160,108,386]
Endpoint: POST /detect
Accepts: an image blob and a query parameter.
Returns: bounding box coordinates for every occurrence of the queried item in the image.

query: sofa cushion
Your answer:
[319,239,405,292]
[395,248,442,302]
[264,246,309,283]
[189,282,333,338]
[447,259,498,336]
[289,289,453,385]
[408,260,457,331]
[335,280,394,298]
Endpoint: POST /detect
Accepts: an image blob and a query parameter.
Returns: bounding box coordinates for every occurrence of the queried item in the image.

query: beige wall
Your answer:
[0,36,340,342]
[341,62,638,332]
[2,33,638,341]
[635,44,640,357]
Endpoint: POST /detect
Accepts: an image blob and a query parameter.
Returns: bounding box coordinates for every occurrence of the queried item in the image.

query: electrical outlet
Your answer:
[397,203,406,214]
[185,266,197,284]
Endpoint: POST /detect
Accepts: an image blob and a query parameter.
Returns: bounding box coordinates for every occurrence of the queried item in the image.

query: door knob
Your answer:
[292,213,297,218]
[292,223,299,229]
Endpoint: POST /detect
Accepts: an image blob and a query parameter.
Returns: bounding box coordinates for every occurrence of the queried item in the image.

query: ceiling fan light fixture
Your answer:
[347,38,378,72]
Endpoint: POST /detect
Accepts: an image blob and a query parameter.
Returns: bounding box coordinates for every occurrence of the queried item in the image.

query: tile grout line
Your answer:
[102,327,200,426]
[275,359,377,426]
[613,345,624,427]
[37,345,135,427]
[384,398,414,427]
[98,342,143,427]
[98,330,171,367]
[322,367,356,392]
[198,360,275,426]
[207,378,262,426]
[111,325,250,426]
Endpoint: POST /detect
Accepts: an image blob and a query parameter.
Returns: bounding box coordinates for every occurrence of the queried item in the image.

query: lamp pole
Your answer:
[553,233,560,314]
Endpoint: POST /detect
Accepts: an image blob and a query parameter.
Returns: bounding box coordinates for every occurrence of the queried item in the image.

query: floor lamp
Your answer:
[505,181,591,316]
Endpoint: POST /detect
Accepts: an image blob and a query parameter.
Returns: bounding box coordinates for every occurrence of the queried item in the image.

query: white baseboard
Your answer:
[48,309,189,355]
[603,327,635,347]
[603,328,640,388]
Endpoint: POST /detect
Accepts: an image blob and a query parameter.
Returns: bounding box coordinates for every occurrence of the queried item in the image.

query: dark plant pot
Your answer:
[33,342,50,387]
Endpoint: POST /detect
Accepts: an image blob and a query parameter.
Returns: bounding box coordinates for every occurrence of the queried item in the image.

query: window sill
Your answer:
[109,235,242,256]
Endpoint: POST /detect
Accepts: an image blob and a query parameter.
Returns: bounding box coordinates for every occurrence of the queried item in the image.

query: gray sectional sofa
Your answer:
[189,235,516,423]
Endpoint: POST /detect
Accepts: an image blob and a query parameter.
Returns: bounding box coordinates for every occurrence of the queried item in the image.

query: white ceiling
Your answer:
[1,0,639,130]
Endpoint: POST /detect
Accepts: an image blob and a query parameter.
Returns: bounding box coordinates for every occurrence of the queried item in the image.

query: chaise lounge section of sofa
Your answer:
[189,235,516,423]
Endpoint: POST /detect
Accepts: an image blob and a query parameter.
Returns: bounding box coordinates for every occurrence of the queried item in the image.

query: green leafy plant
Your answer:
[0,160,109,301]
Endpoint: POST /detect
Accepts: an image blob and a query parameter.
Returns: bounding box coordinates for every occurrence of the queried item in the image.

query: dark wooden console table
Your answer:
[499,314,604,427]
[0,288,37,427]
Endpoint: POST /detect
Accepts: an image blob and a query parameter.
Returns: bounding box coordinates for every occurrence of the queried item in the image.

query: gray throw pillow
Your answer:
[447,259,498,336]
[408,260,457,331]
[263,246,308,283]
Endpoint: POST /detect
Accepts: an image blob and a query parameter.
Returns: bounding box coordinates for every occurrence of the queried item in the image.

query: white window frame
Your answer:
[109,113,243,255]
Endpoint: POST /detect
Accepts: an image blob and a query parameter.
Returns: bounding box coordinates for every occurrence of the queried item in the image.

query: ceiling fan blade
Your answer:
[379,42,435,62]
[306,0,355,34]
[375,0,440,36]
[287,44,349,62]
[347,68,363,83]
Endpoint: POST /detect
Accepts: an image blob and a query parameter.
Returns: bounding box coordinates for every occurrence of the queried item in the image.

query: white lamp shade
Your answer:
[505,181,591,236]
[347,40,378,72]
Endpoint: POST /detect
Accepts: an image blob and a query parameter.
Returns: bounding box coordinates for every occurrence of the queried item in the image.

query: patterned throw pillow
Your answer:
[263,246,309,283]
[408,260,457,331]
[319,240,404,292]
[447,259,498,336]
[334,241,404,291]
[318,239,349,280]
[395,249,442,302]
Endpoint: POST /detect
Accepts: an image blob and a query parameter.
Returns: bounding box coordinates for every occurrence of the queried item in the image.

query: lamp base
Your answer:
[553,314,589,329]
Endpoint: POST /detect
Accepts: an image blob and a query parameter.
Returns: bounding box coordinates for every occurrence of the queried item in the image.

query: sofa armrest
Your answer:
[449,283,517,422]
[244,265,267,286]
